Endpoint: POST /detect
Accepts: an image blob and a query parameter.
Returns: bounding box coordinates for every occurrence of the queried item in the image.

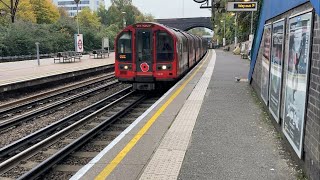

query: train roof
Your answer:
[123,22,205,40]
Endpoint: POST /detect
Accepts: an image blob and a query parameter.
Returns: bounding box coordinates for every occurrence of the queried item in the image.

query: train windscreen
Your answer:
[157,31,174,62]
[117,32,132,62]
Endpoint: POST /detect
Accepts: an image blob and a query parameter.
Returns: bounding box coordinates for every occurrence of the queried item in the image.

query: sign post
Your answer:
[75,34,84,53]
[226,1,258,50]
[102,37,110,57]
[35,42,40,66]
[227,2,258,12]
[74,0,80,34]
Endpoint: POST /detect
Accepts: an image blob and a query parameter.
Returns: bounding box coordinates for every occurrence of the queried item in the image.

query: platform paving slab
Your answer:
[178,50,296,180]
[139,50,216,180]
[0,53,115,87]
[71,51,212,180]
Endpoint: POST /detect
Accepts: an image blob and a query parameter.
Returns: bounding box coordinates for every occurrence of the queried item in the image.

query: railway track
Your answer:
[0,74,120,132]
[0,73,115,120]
[0,89,157,180]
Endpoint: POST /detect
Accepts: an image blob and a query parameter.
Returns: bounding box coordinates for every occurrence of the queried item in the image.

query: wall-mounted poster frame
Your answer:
[269,19,286,123]
[261,23,272,105]
[282,9,313,158]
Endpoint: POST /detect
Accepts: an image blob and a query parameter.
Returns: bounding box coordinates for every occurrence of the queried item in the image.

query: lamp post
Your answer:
[231,12,237,47]
[35,42,40,66]
[221,18,226,46]
[122,12,126,28]
[243,0,254,34]
[74,0,80,34]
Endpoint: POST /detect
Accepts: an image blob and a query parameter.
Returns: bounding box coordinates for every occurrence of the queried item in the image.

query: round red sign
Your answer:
[78,39,83,50]
[140,62,149,72]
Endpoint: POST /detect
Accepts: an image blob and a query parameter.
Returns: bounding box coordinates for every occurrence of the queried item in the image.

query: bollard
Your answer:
[35,42,40,66]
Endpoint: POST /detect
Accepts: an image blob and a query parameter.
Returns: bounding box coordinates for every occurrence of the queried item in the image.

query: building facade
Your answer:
[250,1,320,179]
[52,0,105,16]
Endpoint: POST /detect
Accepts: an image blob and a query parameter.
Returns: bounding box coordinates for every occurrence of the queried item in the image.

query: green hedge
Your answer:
[0,19,107,57]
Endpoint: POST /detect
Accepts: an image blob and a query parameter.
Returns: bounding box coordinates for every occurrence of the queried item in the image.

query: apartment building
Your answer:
[52,0,105,16]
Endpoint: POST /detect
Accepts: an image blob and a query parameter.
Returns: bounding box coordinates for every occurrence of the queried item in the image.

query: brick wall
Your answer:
[304,12,320,180]
[251,2,320,179]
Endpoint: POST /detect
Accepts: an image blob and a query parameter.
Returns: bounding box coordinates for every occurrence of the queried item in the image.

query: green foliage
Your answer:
[16,0,37,23]
[188,28,211,36]
[78,7,101,30]
[0,19,75,56]
[111,0,132,10]
[0,0,154,57]
[30,0,60,24]
[106,5,122,27]
[102,1,154,28]
[101,24,121,49]
[213,0,262,45]
[97,5,108,25]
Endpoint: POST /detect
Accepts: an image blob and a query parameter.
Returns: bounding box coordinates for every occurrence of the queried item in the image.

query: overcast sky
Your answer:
[105,0,211,19]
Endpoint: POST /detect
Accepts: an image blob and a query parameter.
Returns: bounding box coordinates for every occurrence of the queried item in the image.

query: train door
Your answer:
[135,29,153,73]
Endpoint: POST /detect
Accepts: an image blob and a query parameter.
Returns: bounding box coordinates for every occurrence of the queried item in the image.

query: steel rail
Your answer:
[0,91,142,176]
[0,87,132,158]
[0,80,120,131]
[18,93,145,180]
[0,73,114,116]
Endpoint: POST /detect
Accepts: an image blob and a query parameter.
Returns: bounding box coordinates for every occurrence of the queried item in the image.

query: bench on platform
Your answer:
[54,51,82,63]
[90,49,109,59]
[223,46,230,51]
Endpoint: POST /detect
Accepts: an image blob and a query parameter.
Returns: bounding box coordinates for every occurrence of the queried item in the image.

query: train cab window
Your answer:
[117,32,132,62]
[136,30,152,62]
[157,31,174,62]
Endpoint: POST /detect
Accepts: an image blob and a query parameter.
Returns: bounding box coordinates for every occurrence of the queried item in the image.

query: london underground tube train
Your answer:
[115,22,207,90]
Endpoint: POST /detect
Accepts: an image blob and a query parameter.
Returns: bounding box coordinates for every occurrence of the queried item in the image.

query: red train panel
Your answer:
[115,22,207,90]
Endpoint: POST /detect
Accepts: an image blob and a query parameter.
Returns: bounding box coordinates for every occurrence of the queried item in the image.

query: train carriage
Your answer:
[115,22,207,90]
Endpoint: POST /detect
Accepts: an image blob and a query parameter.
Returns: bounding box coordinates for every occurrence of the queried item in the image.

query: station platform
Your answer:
[0,53,115,93]
[71,50,296,180]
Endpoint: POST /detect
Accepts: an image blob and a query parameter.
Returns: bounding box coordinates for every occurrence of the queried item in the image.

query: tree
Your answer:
[101,24,120,49]
[78,7,101,30]
[111,0,132,10]
[58,7,69,18]
[107,5,122,28]
[188,28,211,36]
[144,13,154,22]
[212,0,262,44]
[16,0,36,23]
[30,0,60,24]
[97,5,108,25]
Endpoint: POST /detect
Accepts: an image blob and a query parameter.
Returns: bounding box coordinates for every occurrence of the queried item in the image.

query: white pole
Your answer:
[223,15,226,46]
[77,3,80,34]
[35,42,40,66]
[250,11,253,35]
[182,0,184,17]
[235,13,237,47]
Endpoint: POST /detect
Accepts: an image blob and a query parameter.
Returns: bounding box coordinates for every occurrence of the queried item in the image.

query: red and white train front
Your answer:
[115,22,206,90]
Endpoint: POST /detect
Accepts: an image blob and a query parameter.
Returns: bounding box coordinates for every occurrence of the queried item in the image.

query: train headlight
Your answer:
[120,64,131,70]
[157,64,171,70]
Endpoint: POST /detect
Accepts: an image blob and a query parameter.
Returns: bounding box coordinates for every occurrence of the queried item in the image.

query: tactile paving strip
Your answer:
[139,51,217,180]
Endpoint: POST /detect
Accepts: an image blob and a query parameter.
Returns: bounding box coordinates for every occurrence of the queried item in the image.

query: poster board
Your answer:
[282,11,313,158]
[103,37,109,49]
[75,34,84,53]
[261,24,272,105]
[269,19,285,123]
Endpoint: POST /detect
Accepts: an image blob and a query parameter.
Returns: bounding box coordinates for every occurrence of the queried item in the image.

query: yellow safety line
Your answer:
[95,51,211,180]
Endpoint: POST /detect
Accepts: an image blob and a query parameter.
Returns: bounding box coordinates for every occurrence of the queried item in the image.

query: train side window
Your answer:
[117,32,132,62]
[157,31,174,62]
